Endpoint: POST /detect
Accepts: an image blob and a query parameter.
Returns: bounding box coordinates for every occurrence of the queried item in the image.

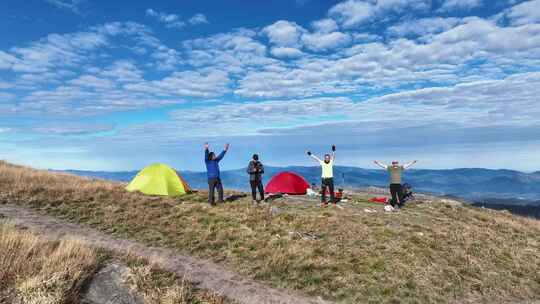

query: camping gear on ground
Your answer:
[306,188,318,196]
[265,171,310,195]
[370,197,389,204]
[126,163,190,196]
[402,183,414,203]
[333,188,344,203]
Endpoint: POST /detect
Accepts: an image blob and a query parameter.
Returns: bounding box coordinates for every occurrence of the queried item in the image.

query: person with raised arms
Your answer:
[204,142,229,206]
[307,145,336,207]
[373,160,418,209]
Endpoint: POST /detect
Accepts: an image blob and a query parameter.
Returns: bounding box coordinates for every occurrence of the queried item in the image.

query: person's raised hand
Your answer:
[306,151,312,156]
[204,142,209,149]
[332,145,336,152]
[224,143,230,150]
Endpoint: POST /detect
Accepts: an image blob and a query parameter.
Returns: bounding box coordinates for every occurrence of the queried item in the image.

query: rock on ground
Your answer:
[82,263,143,304]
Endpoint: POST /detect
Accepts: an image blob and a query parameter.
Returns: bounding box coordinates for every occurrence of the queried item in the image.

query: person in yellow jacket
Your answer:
[307,145,336,206]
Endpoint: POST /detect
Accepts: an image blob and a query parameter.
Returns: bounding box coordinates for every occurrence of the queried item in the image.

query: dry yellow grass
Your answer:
[122,255,226,304]
[0,220,229,304]
[1,160,540,303]
[0,221,98,304]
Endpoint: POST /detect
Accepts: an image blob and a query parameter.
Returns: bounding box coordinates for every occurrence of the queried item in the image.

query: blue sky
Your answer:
[2,0,540,172]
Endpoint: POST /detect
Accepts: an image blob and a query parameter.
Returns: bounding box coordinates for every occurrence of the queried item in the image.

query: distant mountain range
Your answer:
[60,166,540,205]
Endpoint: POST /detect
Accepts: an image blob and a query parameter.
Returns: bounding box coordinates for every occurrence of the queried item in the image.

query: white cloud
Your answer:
[145,9,185,29]
[311,18,339,33]
[388,17,462,37]
[44,0,84,14]
[69,75,115,89]
[4,6,540,124]
[1,22,155,75]
[0,51,16,69]
[168,97,355,136]
[0,81,13,89]
[182,29,274,74]
[100,61,143,83]
[189,13,209,25]
[302,31,351,51]
[124,70,230,98]
[262,19,351,53]
[506,0,540,26]
[150,45,182,70]
[146,9,209,29]
[439,0,482,12]
[262,20,305,47]
[8,31,108,73]
[0,92,15,101]
[233,15,540,99]
[351,32,381,42]
[328,0,375,28]
[169,72,540,137]
[270,47,304,58]
[328,0,431,28]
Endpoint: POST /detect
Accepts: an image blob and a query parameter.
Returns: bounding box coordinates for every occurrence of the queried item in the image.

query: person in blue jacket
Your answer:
[204,142,229,206]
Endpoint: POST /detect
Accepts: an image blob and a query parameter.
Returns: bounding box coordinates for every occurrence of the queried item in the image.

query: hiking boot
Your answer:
[252,200,258,205]
[321,203,328,208]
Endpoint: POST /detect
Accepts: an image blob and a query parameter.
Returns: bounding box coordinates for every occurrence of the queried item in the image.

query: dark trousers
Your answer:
[321,178,335,204]
[389,183,404,207]
[250,179,264,201]
[208,178,224,204]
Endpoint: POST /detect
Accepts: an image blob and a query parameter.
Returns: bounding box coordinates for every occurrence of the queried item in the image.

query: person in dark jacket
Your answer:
[204,142,229,206]
[246,154,264,204]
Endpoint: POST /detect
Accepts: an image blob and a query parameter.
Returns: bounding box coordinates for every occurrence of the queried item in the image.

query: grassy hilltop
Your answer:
[1,161,539,303]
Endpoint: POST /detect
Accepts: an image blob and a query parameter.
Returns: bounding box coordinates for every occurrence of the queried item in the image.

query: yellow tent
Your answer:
[126,163,190,196]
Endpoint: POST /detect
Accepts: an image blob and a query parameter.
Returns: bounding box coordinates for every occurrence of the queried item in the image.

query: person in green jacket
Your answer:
[307,145,336,206]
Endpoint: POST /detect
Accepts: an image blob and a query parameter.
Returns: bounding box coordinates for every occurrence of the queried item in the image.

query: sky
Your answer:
[1,0,540,172]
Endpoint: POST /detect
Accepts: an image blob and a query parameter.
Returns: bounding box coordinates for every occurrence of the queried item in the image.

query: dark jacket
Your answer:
[205,149,226,179]
[247,160,264,181]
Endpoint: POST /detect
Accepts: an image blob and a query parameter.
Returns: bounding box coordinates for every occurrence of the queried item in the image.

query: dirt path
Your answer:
[0,204,333,304]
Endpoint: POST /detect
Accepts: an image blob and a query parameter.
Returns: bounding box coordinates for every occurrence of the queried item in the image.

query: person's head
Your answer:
[252,154,259,161]
[392,161,399,166]
[324,154,331,163]
[208,152,216,160]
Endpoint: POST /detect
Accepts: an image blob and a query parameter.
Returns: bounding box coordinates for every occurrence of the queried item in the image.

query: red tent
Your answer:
[265,171,310,195]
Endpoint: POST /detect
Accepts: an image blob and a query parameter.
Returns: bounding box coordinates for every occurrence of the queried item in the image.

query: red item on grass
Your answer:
[370,197,388,204]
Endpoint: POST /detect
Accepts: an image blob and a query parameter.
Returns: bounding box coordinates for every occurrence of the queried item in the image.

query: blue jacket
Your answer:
[205,149,226,179]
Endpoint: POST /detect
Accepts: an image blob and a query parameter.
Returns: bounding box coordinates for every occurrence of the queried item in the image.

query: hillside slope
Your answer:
[2,161,540,303]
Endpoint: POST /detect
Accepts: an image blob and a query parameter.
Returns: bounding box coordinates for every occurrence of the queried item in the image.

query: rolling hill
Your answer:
[2,160,539,303]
